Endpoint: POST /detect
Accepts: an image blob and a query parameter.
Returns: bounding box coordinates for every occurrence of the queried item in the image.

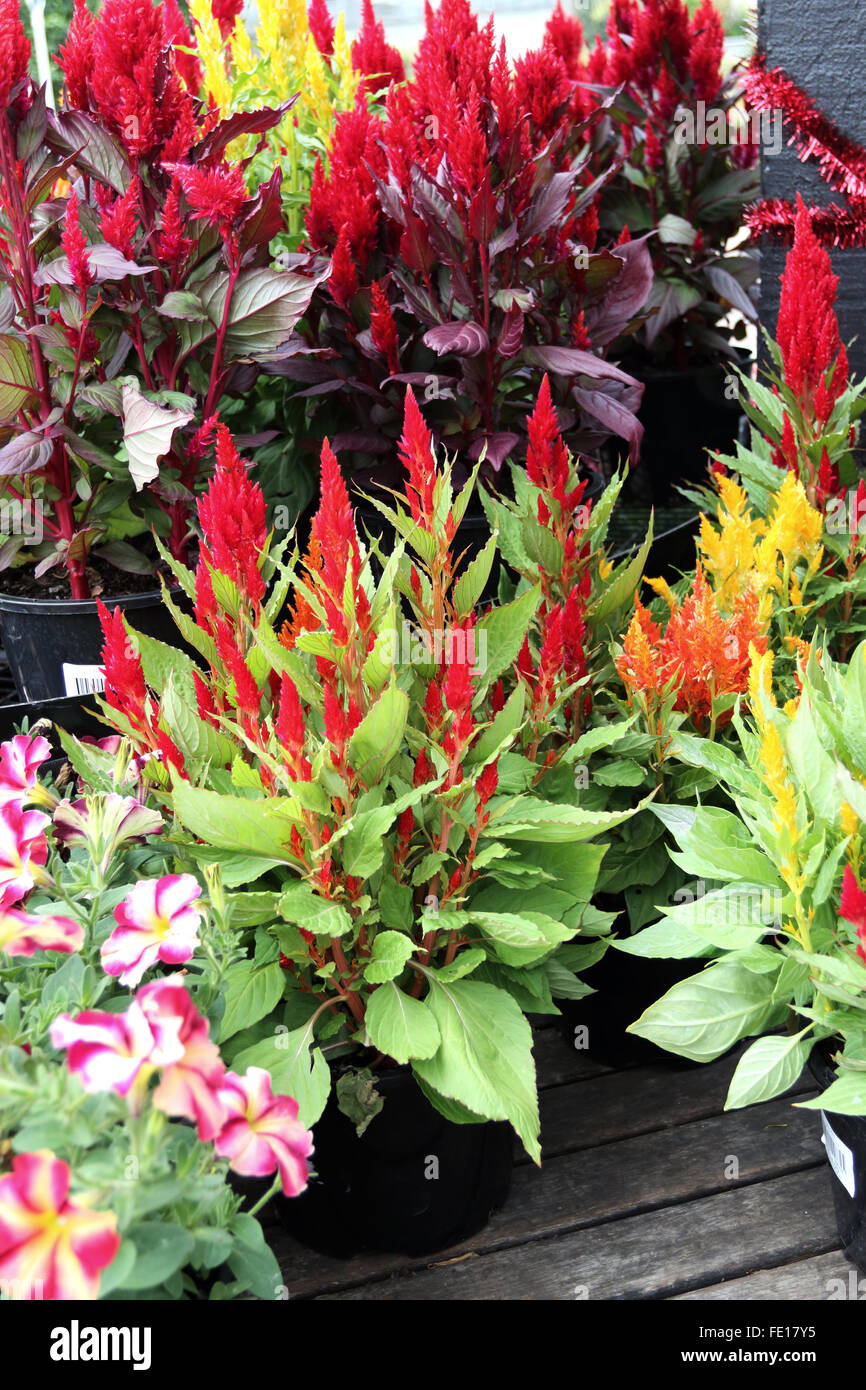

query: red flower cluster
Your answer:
[840,865,866,964]
[352,0,405,98]
[0,0,30,110]
[98,601,185,773]
[776,195,849,423]
[197,425,267,611]
[57,0,198,160]
[308,0,335,57]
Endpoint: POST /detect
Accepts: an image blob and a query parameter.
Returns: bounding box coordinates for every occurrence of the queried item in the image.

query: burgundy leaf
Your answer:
[467,432,520,470]
[589,237,655,347]
[239,168,285,252]
[573,384,644,458]
[423,321,489,357]
[0,427,57,476]
[522,344,635,385]
[191,101,298,164]
[522,170,578,241]
[497,306,524,358]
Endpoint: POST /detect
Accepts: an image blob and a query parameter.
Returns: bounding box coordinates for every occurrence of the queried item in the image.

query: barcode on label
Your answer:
[822,1114,856,1198]
[62,663,105,697]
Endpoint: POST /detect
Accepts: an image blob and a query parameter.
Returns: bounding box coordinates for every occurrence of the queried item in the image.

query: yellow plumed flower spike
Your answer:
[748,644,776,727]
[189,0,232,111]
[841,802,859,839]
[645,575,678,611]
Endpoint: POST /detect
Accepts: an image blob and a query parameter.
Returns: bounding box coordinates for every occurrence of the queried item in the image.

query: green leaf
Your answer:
[629,960,783,1062]
[218,961,285,1042]
[231,1020,330,1128]
[347,685,408,785]
[0,334,37,422]
[725,1031,811,1109]
[475,584,541,691]
[198,266,322,357]
[365,982,441,1063]
[454,533,497,614]
[119,380,194,491]
[363,931,415,983]
[170,780,301,861]
[118,1223,195,1291]
[797,1071,866,1115]
[412,977,540,1161]
[484,796,642,843]
[278,882,353,937]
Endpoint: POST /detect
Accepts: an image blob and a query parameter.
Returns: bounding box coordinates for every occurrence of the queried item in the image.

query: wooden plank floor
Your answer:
[272,1023,854,1300]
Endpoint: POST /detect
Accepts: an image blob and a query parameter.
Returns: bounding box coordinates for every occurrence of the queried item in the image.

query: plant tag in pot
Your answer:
[822,1115,857,1198]
[62,664,106,697]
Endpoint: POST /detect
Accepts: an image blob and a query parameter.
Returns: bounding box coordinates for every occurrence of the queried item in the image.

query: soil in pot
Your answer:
[276,1065,514,1258]
[809,1041,866,1274]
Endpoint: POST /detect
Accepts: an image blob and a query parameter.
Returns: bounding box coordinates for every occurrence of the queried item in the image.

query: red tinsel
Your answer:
[744,55,866,248]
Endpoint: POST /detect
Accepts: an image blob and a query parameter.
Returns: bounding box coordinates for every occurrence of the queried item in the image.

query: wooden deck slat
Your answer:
[316,1168,839,1300]
[672,1249,856,1301]
[532,1028,616,1089]
[524,1046,811,1162]
[274,1093,825,1298]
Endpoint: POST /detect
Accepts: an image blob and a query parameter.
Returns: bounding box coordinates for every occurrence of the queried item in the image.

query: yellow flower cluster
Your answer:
[748,646,803,899]
[699,472,824,625]
[188,0,361,238]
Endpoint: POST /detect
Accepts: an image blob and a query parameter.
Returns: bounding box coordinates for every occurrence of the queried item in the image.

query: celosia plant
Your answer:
[0,0,320,597]
[588,0,760,365]
[697,195,866,661]
[78,388,647,1161]
[289,0,653,487]
[627,641,866,1117]
[0,730,311,1299]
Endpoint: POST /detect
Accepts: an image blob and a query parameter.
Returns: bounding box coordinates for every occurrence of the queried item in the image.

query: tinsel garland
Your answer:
[743,55,866,247]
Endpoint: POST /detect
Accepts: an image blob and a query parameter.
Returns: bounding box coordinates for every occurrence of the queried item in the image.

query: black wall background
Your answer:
[757,0,866,377]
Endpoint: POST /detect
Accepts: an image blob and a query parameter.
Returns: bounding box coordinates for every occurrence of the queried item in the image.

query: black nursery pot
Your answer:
[627,358,746,510]
[277,1066,513,1258]
[558,944,702,1070]
[809,1042,866,1274]
[0,586,186,703]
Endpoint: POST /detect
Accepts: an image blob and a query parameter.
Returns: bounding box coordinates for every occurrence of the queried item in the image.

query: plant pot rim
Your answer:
[0,581,181,616]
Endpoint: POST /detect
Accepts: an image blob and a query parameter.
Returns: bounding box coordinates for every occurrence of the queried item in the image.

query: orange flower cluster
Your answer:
[617,567,769,731]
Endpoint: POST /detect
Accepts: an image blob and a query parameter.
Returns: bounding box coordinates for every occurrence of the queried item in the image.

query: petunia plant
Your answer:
[0,731,312,1300]
[75,386,647,1161]
[0,0,322,598]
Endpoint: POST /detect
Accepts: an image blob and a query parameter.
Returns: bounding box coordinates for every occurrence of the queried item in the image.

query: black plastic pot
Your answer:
[0,585,187,703]
[608,503,701,580]
[277,1066,513,1257]
[558,943,704,1069]
[625,357,748,510]
[809,1041,866,1274]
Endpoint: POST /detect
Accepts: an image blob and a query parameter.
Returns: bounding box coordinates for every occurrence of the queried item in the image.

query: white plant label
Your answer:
[822,1115,856,1198]
[62,663,105,697]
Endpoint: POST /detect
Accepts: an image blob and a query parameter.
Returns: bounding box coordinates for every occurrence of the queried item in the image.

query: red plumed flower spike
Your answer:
[62,190,94,293]
[56,0,92,110]
[99,177,139,260]
[164,161,248,236]
[0,0,29,108]
[526,375,575,513]
[840,864,866,963]
[311,439,361,619]
[352,0,405,98]
[398,388,436,526]
[370,279,400,374]
[197,425,267,608]
[328,225,358,309]
[308,0,335,57]
[97,599,148,728]
[88,0,198,159]
[777,194,847,413]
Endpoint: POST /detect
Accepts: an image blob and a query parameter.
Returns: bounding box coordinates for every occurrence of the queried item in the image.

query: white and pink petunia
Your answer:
[0,734,51,809]
[0,905,84,957]
[50,993,187,1111]
[0,803,49,906]
[100,873,202,987]
[0,1150,120,1300]
[214,1067,313,1197]
[138,978,227,1141]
